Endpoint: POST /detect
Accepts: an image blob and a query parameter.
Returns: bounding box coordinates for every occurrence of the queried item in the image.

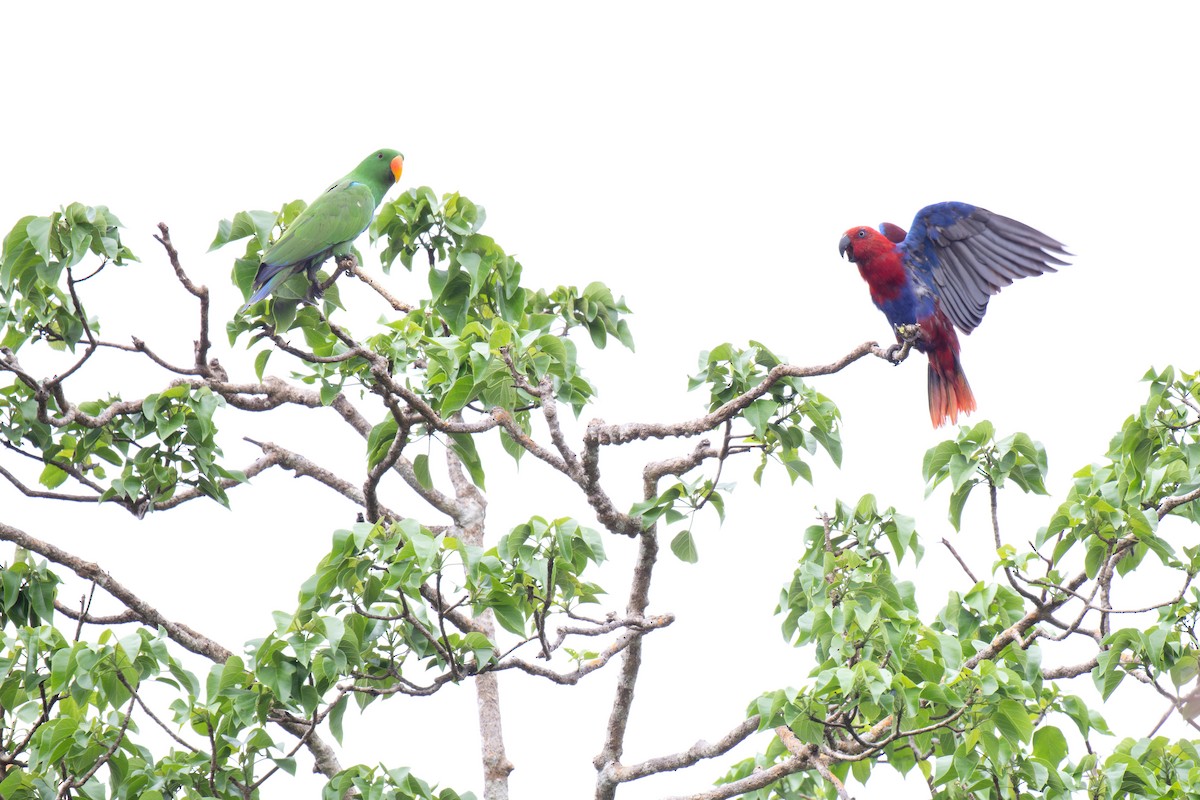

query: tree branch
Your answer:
[244,439,410,525]
[585,341,891,447]
[1160,485,1200,517]
[498,613,673,685]
[594,529,659,800]
[154,222,211,371]
[603,716,759,785]
[345,256,413,312]
[0,520,233,662]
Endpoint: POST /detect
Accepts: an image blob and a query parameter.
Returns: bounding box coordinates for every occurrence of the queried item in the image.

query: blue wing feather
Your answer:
[900,202,1069,333]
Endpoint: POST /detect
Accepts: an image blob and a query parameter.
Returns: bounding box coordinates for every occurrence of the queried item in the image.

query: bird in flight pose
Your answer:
[838,202,1069,426]
[241,148,404,311]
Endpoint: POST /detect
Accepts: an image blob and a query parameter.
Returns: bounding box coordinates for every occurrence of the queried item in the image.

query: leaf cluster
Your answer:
[719,370,1200,798]
[690,341,842,486]
[1,204,136,353]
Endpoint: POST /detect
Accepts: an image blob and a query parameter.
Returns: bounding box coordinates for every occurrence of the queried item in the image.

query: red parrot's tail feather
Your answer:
[927,354,976,428]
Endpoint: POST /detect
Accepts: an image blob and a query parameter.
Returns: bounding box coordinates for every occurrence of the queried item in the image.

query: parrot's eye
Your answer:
[857,229,867,238]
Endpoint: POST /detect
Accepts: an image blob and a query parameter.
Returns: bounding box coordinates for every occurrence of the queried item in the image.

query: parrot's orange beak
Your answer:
[390,154,404,183]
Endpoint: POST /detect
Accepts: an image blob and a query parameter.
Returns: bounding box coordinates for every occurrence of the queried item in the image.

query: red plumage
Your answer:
[920,313,975,427]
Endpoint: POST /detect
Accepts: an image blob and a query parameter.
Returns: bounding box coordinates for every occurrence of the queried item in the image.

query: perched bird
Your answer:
[838,202,1069,427]
[241,148,404,310]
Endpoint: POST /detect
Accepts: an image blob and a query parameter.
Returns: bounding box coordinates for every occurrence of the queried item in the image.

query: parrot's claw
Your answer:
[883,323,921,364]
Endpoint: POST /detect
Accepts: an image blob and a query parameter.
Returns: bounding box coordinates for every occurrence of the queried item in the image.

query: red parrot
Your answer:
[838,202,1069,427]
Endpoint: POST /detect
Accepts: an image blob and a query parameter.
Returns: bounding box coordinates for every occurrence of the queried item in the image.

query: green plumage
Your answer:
[241,148,403,310]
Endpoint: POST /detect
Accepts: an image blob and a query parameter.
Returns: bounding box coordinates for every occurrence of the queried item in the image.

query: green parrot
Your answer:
[240,148,404,311]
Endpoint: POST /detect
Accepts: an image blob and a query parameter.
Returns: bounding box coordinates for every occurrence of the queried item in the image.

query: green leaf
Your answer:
[367,415,399,470]
[1094,649,1127,700]
[209,208,279,252]
[413,453,432,490]
[1032,725,1068,765]
[407,528,438,570]
[935,631,962,674]
[670,530,699,563]
[947,483,974,531]
[39,463,68,490]
[208,217,234,252]
[948,454,976,492]
[923,441,959,485]
[744,399,778,437]
[450,433,486,489]
[254,349,272,381]
[490,601,526,636]
[319,381,340,406]
[993,699,1033,746]
[441,373,475,416]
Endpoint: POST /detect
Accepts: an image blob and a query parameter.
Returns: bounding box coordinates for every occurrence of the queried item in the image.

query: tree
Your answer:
[1,192,1199,800]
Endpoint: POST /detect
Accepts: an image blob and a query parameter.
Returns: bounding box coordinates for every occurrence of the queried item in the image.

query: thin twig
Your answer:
[347,258,413,312]
[940,538,980,584]
[154,223,211,370]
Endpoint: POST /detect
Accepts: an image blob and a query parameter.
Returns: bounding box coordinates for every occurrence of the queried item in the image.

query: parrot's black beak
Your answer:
[838,234,855,262]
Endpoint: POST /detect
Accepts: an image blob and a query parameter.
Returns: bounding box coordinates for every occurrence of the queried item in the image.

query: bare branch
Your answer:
[1042,657,1100,681]
[43,265,100,390]
[490,406,571,475]
[266,330,364,364]
[586,341,891,447]
[582,433,642,537]
[812,755,853,800]
[126,336,206,376]
[594,530,659,799]
[990,482,1041,605]
[364,404,410,524]
[54,603,140,626]
[345,256,414,312]
[1160,485,1200,518]
[444,437,514,797]
[940,537,980,584]
[537,378,585,481]
[73,582,96,641]
[1024,569,1195,616]
[119,672,203,753]
[499,613,673,685]
[154,222,211,369]
[0,346,40,390]
[244,439,411,525]
[603,716,759,785]
[0,520,233,663]
[661,751,812,800]
[645,440,720,487]
[0,462,98,502]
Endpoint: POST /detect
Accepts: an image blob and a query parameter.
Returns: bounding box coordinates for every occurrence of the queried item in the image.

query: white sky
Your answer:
[2,3,1198,797]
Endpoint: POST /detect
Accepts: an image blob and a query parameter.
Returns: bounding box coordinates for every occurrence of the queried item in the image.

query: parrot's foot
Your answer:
[886,323,922,364]
[304,281,325,305]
